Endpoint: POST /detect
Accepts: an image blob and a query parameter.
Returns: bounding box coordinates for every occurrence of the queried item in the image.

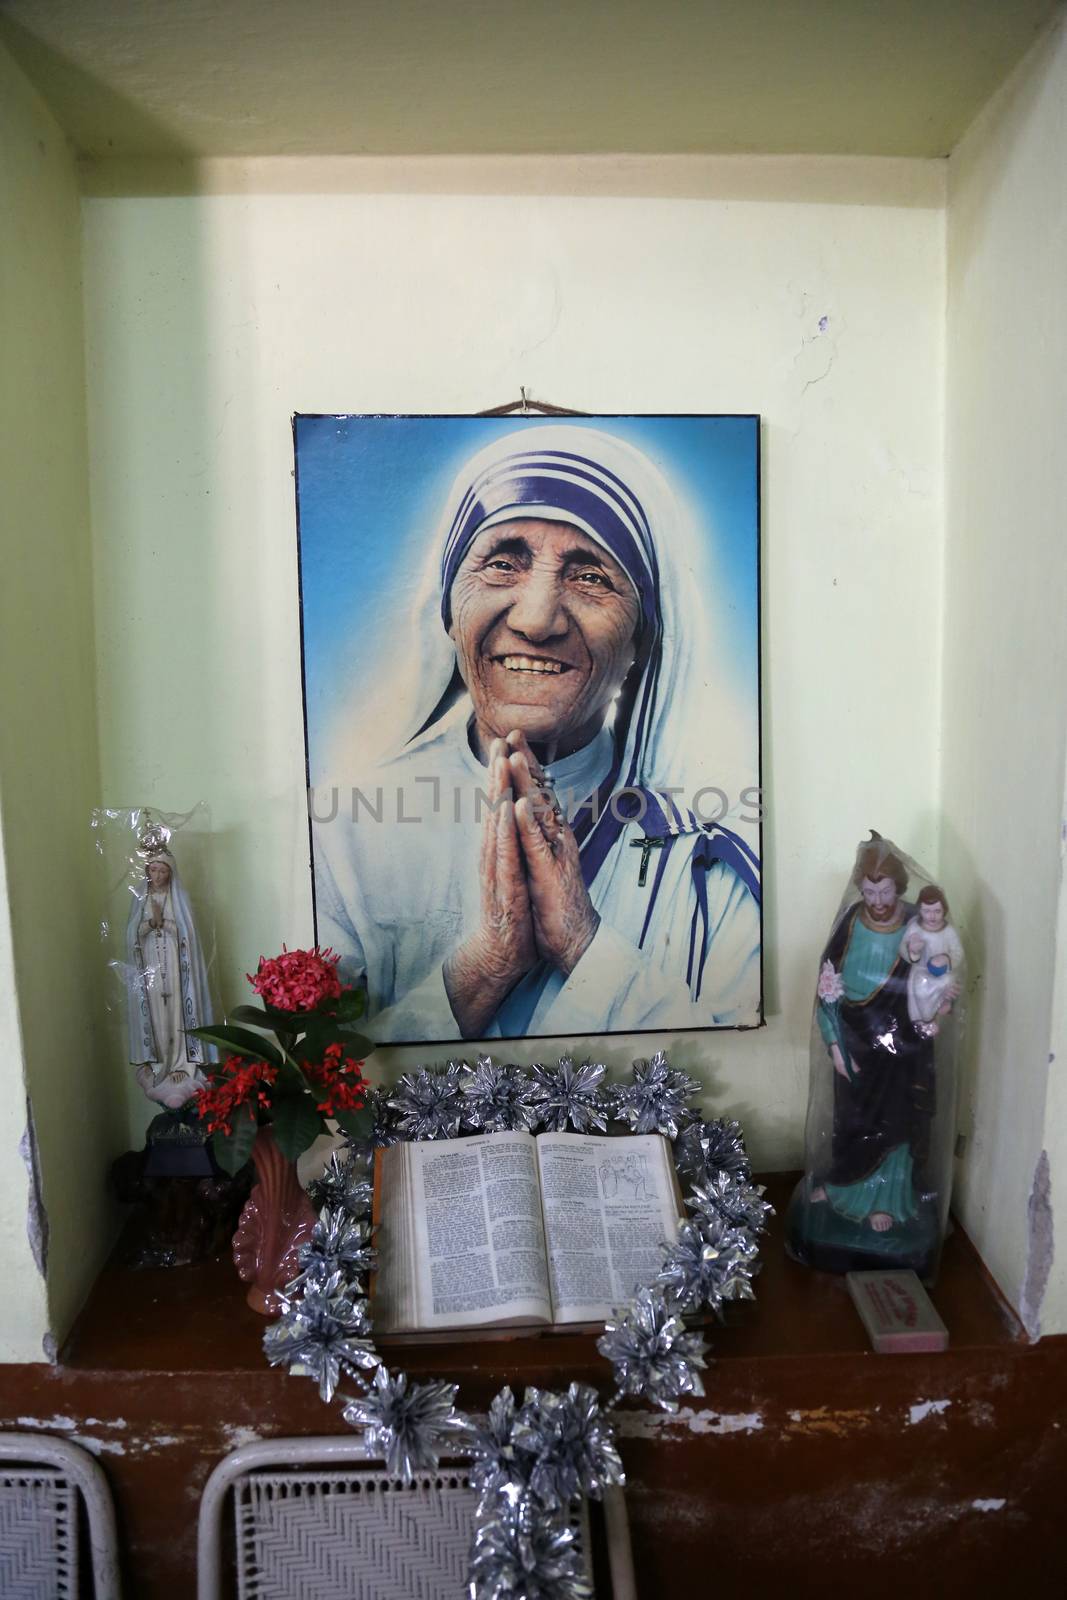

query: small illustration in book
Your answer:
[599,1152,654,1201]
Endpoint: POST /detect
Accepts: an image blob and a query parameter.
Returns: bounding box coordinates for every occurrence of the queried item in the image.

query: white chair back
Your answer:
[199,1435,635,1599]
[0,1432,121,1600]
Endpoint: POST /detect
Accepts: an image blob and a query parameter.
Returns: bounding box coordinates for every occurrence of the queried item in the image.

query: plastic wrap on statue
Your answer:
[126,821,218,1111]
[95,805,243,1266]
[785,835,965,1280]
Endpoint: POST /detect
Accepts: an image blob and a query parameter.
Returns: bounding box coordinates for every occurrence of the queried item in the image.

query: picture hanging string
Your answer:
[478,387,589,417]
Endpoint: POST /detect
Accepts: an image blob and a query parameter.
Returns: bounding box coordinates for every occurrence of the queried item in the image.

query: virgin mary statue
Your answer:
[125,833,217,1110]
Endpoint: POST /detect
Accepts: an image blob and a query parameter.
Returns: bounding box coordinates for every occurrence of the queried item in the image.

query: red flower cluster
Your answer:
[304,1041,368,1119]
[195,1055,279,1136]
[248,945,343,1013]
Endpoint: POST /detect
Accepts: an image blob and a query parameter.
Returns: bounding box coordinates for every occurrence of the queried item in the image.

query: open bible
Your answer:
[372,1130,683,1335]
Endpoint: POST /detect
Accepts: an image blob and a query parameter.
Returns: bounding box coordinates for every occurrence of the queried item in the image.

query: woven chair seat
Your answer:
[0,1434,119,1599]
[0,1466,78,1600]
[199,1437,634,1599]
[235,1467,563,1600]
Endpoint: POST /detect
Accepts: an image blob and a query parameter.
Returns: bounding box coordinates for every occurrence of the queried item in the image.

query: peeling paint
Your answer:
[690,1410,763,1436]
[18,1096,49,1278]
[11,1416,195,1460]
[908,1399,951,1425]
[1020,1149,1053,1340]
[616,1409,763,1439]
[786,1407,874,1437]
[221,1424,264,1449]
[72,1435,127,1457]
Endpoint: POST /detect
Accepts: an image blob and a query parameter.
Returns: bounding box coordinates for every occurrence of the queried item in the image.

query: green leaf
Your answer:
[211,1108,258,1175]
[224,1009,301,1057]
[329,1028,373,1058]
[277,1057,311,1096]
[295,1018,335,1058]
[228,1004,298,1029]
[334,988,366,1020]
[290,1018,368,1062]
[271,1094,325,1162]
[332,1105,374,1141]
[190,1023,284,1066]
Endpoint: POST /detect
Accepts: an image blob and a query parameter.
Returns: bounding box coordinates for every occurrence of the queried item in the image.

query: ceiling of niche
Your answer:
[1,0,1061,160]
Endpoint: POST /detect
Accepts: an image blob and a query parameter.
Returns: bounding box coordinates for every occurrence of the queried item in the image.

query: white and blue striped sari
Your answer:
[316,424,761,1042]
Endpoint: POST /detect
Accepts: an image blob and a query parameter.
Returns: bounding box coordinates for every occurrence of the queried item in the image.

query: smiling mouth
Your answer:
[493,654,574,675]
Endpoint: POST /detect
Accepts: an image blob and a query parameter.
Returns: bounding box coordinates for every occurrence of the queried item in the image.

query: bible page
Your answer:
[372,1144,418,1335]
[408,1132,553,1330]
[537,1133,681,1323]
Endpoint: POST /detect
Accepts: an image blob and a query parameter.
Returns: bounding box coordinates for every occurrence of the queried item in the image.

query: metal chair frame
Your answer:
[198,1434,636,1600]
[0,1431,121,1599]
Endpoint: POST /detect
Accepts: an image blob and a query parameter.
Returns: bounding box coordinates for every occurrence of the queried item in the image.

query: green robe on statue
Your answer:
[815,905,935,1224]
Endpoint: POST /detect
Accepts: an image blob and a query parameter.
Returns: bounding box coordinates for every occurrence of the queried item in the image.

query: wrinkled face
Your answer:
[860,875,899,922]
[920,899,946,931]
[447,518,640,754]
[146,861,171,890]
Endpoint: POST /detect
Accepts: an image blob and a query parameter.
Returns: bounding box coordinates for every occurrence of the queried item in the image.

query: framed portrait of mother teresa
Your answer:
[295,414,762,1046]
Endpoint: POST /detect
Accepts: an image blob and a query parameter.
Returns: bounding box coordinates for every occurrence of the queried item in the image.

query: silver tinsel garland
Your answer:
[463,1387,532,1508]
[596,1285,708,1412]
[468,1502,593,1600]
[688,1172,774,1237]
[288,1210,377,1293]
[673,1116,752,1186]
[307,1148,375,1219]
[263,1273,379,1403]
[387,1063,467,1141]
[341,1366,467,1479]
[530,1058,609,1134]
[461,1056,546,1134]
[512,1384,625,1508]
[655,1216,759,1317]
[262,1050,763,1597]
[367,1085,405,1147]
[610,1050,701,1139]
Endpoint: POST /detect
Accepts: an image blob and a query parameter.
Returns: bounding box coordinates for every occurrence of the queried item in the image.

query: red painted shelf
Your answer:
[60,1173,1022,1384]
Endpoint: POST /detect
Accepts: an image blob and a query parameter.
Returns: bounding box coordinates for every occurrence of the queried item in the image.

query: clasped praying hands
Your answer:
[444,729,600,1037]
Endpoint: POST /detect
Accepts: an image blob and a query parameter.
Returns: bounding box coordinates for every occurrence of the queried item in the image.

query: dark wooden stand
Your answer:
[1,1174,1063,1598]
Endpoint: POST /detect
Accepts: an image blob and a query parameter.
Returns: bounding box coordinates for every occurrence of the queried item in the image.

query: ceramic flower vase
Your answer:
[232,1126,317,1315]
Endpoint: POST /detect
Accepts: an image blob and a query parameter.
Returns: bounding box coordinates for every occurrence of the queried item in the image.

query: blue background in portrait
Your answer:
[294,414,759,785]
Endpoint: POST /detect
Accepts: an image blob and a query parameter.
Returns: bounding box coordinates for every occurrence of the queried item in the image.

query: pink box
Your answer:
[846,1269,949,1354]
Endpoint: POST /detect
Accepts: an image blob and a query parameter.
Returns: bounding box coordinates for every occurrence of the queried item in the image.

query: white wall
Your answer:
[943,14,1067,1333]
[0,42,115,1358]
[81,155,946,1166]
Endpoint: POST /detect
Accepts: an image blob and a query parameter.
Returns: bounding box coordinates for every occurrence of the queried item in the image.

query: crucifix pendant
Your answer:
[630,835,665,887]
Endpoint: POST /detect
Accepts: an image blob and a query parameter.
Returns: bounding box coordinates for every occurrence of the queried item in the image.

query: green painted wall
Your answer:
[0,41,121,1355]
[80,158,946,1170]
[1,8,1065,1359]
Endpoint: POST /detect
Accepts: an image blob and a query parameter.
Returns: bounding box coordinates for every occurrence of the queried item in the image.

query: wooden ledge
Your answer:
[59,1174,1022,1386]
